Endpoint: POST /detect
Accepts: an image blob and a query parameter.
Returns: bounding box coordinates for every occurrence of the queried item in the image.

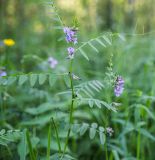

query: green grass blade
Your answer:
[18,129,27,160]
[26,130,36,160]
[47,122,52,160]
[51,118,62,154]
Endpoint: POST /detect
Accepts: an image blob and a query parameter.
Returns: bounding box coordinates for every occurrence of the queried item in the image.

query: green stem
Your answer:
[26,130,36,160]
[105,110,109,160]
[62,59,75,156]
[105,137,109,160]
[47,122,52,160]
[4,48,9,72]
[51,118,62,154]
[136,128,141,160]
[1,91,6,123]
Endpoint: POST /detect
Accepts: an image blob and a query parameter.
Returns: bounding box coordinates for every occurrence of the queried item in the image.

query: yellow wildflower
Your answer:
[3,39,15,47]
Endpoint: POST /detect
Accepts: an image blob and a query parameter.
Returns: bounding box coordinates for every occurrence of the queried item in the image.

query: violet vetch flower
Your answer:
[0,70,7,77]
[114,76,124,97]
[63,27,70,34]
[73,37,78,44]
[63,27,78,44]
[67,47,75,59]
[48,57,58,69]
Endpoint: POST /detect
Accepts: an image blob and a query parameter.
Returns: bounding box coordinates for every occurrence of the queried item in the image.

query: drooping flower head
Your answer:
[3,39,15,47]
[64,26,78,59]
[63,27,78,44]
[114,76,124,97]
[67,47,75,59]
[48,57,58,69]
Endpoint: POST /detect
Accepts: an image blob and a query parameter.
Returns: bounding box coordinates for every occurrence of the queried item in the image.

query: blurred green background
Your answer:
[0,0,155,160]
[1,0,155,72]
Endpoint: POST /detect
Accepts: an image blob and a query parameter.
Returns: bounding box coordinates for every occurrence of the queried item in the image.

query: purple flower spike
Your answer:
[0,70,7,77]
[73,38,78,44]
[67,47,75,59]
[65,35,72,43]
[63,27,78,44]
[63,27,70,34]
[48,57,58,69]
[114,76,124,97]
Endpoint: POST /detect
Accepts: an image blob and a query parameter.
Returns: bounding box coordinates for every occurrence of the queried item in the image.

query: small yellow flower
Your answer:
[3,39,15,47]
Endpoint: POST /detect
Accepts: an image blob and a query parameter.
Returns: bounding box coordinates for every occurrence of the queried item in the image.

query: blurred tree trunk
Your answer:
[106,0,113,29]
[0,0,5,35]
[124,0,135,30]
[15,0,26,70]
[135,0,153,33]
[0,0,9,36]
[80,0,97,31]
[144,0,154,32]
[15,0,26,39]
[88,0,97,30]
[97,0,113,30]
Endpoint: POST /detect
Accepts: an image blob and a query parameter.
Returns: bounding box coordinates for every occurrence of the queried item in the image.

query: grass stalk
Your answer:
[51,117,62,154]
[105,138,109,160]
[26,130,36,160]
[46,122,52,160]
[136,128,141,160]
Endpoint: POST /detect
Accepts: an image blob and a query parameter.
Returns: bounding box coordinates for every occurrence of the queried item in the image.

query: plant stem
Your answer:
[26,130,36,160]
[69,60,74,123]
[51,118,62,154]
[62,59,75,156]
[47,122,52,160]
[105,137,109,160]
[136,128,141,160]
[105,110,109,160]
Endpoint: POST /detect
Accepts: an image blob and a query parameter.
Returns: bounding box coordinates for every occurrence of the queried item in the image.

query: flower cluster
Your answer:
[63,27,77,44]
[0,70,7,77]
[67,47,75,59]
[48,57,58,69]
[114,76,124,97]
[63,27,78,59]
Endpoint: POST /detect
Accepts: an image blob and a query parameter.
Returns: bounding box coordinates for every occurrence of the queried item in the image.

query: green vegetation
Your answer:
[0,0,155,160]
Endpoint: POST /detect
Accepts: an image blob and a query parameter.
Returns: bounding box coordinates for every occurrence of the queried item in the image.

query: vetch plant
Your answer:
[1,1,155,160]
[114,76,124,97]
[61,24,79,157]
[44,2,125,159]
